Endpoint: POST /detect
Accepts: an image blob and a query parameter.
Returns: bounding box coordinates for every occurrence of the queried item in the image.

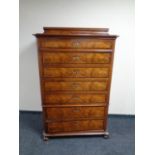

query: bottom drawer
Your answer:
[47,120,104,133]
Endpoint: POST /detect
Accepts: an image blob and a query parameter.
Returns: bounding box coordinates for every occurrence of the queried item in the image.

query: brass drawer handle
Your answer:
[72,69,80,75]
[72,55,80,61]
[71,82,79,88]
[72,41,80,48]
[72,108,80,112]
[72,96,80,100]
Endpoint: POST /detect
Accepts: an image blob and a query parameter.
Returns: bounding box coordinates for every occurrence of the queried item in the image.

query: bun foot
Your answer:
[43,133,49,141]
[43,135,48,141]
[103,132,110,139]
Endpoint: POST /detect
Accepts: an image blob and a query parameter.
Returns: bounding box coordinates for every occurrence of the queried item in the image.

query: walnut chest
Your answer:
[34,27,118,140]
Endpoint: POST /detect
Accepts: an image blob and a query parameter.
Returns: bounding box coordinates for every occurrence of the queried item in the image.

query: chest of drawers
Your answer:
[34,27,118,140]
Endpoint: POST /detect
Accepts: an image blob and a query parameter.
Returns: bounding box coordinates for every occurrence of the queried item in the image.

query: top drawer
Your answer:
[39,38,114,49]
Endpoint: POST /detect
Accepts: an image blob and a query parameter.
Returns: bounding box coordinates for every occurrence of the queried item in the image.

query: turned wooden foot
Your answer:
[43,133,49,141]
[103,132,110,139]
[43,135,48,141]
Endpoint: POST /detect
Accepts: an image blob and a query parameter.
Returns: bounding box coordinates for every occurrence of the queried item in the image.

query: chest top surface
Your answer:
[34,27,118,38]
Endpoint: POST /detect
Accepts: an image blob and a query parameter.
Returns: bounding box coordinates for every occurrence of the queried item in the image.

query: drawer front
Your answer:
[45,107,105,120]
[40,38,113,49]
[42,52,112,64]
[44,93,107,104]
[44,80,109,91]
[43,67,110,78]
[47,120,104,133]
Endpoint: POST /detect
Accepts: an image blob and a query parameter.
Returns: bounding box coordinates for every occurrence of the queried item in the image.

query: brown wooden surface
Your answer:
[42,52,112,64]
[44,81,108,91]
[45,106,105,120]
[43,67,110,78]
[34,27,117,138]
[40,48,113,53]
[39,38,114,49]
[47,120,105,133]
[34,27,118,37]
[43,27,109,34]
[44,93,107,105]
[42,77,109,82]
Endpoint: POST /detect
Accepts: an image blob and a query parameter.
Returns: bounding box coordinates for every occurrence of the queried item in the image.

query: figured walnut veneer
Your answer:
[39,38,114,49]
[42,52,112,64]
[44,81,108,91]
[44,93,107,104]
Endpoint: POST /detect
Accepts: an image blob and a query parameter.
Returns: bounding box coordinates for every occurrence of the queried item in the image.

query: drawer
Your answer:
[40,38,114,49]
[45,106,105,120]
[44,93,107,104]
[44,80,109,91]
[43,67,110,78]
[47,120,104,133]
[42,52,112,64]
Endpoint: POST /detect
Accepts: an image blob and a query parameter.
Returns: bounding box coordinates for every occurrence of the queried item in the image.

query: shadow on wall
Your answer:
[19,41,41,111]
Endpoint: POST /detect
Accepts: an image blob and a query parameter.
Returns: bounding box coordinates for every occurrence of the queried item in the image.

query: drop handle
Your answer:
[72,108,81,112]
[71,96,80,100]
[71,82,79,88]
[72,55,80,61]
[72,69,80,75]
[72,41,80,48]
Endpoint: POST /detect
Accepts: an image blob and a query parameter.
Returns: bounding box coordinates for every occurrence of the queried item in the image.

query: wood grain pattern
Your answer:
[43,27,109,35]
[40,38,114,49]
[43,67,110,78]
[42,52,112,64]
[44,81,108,91]
[47,120,105,133]
[45,106,105,120]
[35,27,118,38]
[44,93,107,104]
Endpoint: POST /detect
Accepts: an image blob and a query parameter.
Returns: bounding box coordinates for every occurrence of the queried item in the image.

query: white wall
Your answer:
[19,0,134,114]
